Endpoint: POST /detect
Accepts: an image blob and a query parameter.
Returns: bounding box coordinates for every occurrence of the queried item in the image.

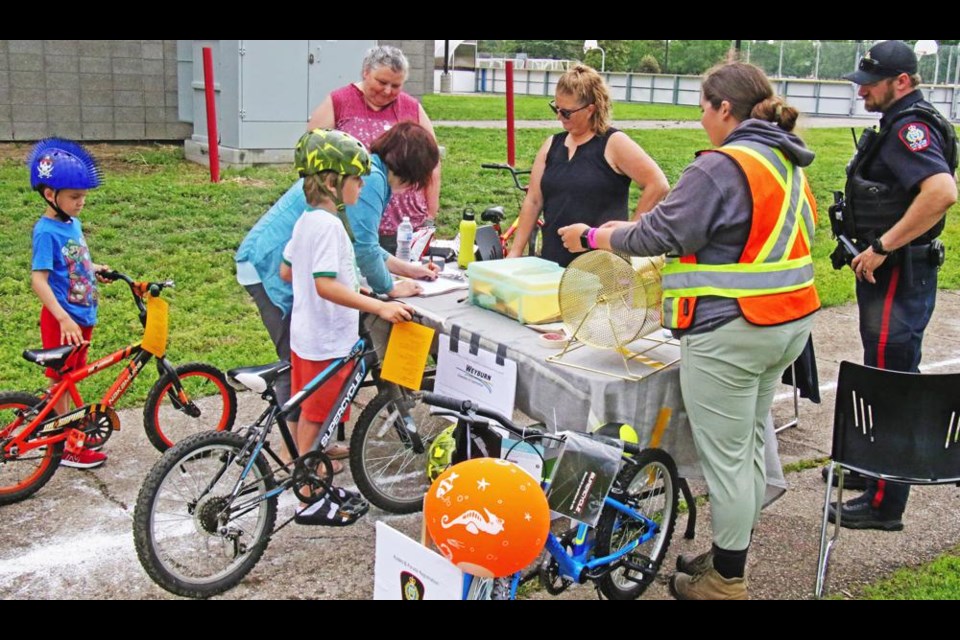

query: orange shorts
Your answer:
[290,350,354,424]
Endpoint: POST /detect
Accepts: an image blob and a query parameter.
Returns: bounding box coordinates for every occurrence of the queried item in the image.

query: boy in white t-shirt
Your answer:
[280,129,414,526]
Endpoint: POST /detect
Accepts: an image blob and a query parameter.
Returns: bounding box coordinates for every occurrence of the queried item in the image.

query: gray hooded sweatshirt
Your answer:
[611,118,816,335]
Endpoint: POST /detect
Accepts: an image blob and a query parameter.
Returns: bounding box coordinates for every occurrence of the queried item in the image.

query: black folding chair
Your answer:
[814,361,960,598]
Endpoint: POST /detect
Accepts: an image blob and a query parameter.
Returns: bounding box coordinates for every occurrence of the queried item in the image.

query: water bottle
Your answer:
[396,216,414,262]
[458,209,477,269]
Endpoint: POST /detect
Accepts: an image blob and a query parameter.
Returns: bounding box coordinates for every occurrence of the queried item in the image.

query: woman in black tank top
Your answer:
[506,64,668,267]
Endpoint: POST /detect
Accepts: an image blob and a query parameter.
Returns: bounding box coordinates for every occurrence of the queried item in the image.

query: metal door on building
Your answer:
[307,40,376,112]
[238,40,374,124]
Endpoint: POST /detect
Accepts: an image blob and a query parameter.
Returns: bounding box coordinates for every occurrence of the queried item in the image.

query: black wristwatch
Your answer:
[580,229,591,250]
[871,237,889,256]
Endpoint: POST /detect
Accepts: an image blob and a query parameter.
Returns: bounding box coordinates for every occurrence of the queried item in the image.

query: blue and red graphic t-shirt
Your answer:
[31,216,99,326]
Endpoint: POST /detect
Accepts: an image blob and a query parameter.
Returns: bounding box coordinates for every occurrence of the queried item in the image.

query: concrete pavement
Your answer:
[1,290,958,600]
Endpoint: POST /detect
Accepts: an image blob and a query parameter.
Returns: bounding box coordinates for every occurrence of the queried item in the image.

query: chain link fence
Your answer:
[742,41,959,85]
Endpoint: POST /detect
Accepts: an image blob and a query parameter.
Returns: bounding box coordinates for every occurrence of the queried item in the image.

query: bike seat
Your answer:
[227,361,291,393]
[22,344,83,371]
[480,206,506,223]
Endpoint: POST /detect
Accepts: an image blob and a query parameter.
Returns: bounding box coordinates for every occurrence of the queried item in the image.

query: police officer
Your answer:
[828,40,958,531]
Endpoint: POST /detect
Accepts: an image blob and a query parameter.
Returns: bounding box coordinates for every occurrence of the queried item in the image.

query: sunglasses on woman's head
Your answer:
[549,101,591,119]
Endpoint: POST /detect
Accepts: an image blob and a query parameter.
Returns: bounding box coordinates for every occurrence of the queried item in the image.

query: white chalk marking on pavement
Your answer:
[0,531,130,574]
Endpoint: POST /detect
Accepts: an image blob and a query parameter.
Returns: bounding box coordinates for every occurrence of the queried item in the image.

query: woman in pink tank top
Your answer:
[309,45,441,254]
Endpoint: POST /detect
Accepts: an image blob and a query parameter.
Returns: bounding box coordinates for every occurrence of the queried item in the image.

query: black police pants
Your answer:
[857,256,937,518]
[855,256,938,517]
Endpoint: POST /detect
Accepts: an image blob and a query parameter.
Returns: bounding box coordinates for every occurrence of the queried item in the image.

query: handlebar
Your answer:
[480,163,530,192]
[97,270,175,324]
[421,392,641,457]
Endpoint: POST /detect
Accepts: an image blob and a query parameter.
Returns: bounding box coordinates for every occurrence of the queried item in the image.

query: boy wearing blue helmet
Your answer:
[27,138,112,469]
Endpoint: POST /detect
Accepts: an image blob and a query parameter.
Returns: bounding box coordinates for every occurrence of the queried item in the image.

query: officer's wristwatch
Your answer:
[871,237,889,256]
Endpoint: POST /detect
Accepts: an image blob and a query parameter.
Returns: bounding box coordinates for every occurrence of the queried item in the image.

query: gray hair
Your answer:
[362,45,409,76]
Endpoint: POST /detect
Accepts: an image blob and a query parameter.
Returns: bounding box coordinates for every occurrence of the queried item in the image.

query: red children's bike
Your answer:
[0,271,237,506]
[478,163,544,259]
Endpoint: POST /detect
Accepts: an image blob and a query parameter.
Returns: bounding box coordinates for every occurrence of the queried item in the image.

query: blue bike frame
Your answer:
[462,487,661,600]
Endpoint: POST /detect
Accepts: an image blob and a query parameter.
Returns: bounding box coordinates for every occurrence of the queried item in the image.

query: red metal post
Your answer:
[202,47,220,183]
[505,60,515,167]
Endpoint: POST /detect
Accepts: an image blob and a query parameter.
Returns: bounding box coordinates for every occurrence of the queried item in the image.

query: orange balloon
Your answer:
[423,457,550,578]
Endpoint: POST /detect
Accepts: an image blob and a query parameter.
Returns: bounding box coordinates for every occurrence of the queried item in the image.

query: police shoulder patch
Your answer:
[898,121,931,152]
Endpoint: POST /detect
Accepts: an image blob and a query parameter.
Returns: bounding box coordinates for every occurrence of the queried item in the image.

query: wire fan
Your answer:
[559,251,663,350]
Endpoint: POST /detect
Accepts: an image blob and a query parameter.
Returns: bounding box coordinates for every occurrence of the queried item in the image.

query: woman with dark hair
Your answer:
[560,62,820,600]
[308,45,441,254]
[507,64,669,267]
[235,122,439,468]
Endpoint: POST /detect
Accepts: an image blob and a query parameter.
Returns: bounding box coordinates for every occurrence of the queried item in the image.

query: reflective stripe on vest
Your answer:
[661,141,820,329]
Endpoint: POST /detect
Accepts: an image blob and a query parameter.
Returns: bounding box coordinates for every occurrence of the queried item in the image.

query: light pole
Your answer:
[583,40,605,72]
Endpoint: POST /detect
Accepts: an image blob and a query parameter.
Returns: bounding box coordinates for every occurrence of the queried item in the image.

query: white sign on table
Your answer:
[373,521,463,600]
[434,332,517,420]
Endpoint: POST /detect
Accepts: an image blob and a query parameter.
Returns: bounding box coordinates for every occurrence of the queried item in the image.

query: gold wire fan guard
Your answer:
[547,251,677,380]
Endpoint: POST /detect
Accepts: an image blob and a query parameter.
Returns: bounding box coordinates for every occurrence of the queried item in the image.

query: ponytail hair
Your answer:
[702,62,799,132]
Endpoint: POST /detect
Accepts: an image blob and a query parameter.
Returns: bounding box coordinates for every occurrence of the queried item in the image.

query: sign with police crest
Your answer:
[898,121,931,153]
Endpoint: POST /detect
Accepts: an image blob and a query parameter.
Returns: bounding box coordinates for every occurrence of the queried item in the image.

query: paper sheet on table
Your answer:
[394,267,469,298]
[380,321,435,390]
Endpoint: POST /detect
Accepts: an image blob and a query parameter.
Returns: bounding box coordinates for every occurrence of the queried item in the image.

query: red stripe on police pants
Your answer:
[875,265,901,370]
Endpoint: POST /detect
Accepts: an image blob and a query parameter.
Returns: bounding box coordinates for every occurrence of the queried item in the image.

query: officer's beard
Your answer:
[864,80,898,113]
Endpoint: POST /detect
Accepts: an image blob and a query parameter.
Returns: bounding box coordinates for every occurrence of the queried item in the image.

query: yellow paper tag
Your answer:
[141,295,169,357]
[380,321,435,390]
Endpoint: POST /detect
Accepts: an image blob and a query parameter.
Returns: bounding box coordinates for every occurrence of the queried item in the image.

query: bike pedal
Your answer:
[620,558,656,578]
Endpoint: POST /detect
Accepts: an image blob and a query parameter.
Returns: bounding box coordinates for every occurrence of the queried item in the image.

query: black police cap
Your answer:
[844,40,918,85]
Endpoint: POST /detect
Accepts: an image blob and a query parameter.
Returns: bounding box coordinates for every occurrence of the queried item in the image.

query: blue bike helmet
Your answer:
[27,138,103,192]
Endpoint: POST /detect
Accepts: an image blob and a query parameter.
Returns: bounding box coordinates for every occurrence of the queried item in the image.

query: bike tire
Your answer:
[595,448,679,600]
[0,392,63,506]
[527,224,543,257]
[133,430,277,598]
[349,380,448,514]
[143,362,237,453]
[465,576,514,600]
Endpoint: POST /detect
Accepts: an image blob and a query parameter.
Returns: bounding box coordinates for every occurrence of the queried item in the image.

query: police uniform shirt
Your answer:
[870,90,953,192]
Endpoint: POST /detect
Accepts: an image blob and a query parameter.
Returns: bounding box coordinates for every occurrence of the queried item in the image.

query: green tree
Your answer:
[637,54,661,74]
[626,40,668,71]
[669,40,734,74]
[583,40,632,72]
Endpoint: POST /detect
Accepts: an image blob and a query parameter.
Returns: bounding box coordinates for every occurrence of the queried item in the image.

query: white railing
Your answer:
[464,68,960,121]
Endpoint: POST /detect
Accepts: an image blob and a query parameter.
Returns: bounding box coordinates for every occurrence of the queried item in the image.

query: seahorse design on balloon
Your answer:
[440,508,505,535]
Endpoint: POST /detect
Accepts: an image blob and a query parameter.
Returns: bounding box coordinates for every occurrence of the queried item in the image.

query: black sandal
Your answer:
[295,496,369,527]
[331,486,364,506]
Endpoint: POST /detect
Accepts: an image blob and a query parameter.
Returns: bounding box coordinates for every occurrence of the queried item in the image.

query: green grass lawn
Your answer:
[423,94,702,122]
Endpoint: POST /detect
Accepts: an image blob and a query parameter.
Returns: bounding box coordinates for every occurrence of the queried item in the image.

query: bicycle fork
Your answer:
[379,387,426,455]
[157,358,201,418]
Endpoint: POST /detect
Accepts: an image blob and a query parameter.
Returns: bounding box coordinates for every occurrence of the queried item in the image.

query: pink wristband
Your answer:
[587,227,599,250]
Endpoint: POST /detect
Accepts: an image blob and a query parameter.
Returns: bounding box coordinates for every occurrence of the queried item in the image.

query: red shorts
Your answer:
[40,307,94,381]
[290,351,353,424]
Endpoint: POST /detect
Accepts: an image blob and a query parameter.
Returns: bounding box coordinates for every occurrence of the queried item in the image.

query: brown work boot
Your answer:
[669,567,748,600]
[676,549,713,576]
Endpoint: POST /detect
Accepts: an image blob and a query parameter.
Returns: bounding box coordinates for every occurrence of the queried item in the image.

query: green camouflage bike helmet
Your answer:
[294,128,371,213]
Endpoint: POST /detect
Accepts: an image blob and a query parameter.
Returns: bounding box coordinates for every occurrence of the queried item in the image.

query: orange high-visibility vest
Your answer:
[661,141,820,329]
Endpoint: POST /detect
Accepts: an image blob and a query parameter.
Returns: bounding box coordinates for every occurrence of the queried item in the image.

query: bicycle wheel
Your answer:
[349,383,448,514]
[143,362,237,453]
[133,430,277,598]
[0,392,63,506]
[527,223,543,257]
[464,576,514,600]
[595,448,679,600]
